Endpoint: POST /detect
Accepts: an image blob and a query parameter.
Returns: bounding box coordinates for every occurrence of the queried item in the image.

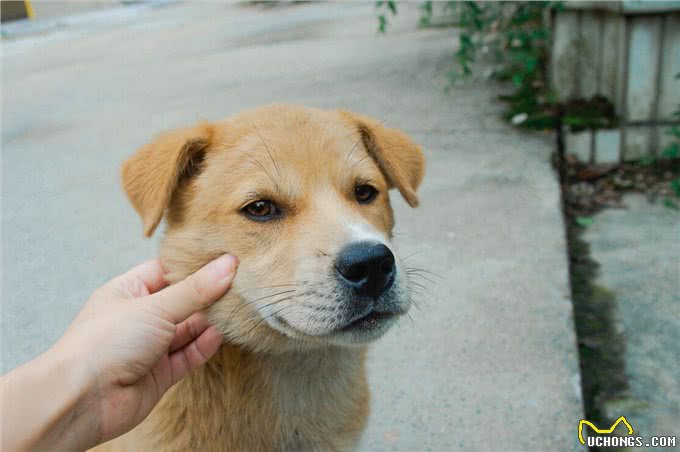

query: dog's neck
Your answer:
[141,341,370,451]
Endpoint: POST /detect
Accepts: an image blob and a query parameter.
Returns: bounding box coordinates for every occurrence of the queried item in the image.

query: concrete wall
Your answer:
[551,3,680,162]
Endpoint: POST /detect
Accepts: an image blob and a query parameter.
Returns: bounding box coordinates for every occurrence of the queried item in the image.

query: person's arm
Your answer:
[1,255,237,452]
[1,343,95,451]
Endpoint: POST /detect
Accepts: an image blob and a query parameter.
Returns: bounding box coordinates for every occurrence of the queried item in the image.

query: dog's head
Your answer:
[122,105,424,351]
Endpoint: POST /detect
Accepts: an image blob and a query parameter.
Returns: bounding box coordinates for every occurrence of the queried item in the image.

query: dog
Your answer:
[94,105,425,451]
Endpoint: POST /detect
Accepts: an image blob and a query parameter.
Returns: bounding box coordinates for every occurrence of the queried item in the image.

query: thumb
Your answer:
[148,255,238,324]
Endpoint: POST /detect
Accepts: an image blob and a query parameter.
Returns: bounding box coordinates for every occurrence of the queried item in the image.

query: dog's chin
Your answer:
[323,312,401,346]
[268,309,403,346]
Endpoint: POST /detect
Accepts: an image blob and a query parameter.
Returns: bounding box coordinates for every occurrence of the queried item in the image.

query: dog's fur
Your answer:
[94,105,424,452]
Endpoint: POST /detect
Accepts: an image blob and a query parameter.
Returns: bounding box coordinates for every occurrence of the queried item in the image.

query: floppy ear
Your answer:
[340,111,425,207]
[121,123,214,237]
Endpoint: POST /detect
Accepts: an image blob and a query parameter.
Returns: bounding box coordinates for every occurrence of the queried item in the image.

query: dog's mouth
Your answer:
[337,309,399,333]
[273,306,403,344]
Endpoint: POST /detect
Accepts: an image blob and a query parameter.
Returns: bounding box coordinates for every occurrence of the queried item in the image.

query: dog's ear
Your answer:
[121,123,214,237]
[340,111,425,207]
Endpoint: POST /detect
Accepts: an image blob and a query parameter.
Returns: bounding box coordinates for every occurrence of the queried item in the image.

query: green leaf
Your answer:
[387,0,397,15]
[663,199,679,210]
[524,55,538,72]
[575,216,594,227]
[378,15,387,33]
[639,155,656,166]
[512,73,523,87]
[551,2,566,12]
[661,143,679,159]
[671,179,680,198]
[419,1,433,26]
[531,28,549,40]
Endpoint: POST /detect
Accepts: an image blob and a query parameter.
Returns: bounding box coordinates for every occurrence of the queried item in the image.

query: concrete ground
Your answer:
[2,2,583,450]
[584,195,680,450]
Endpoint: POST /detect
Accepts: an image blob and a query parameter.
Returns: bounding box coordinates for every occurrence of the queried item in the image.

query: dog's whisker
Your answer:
[407,297,423,313]
[406,272,438,286]
[312,248,331,258]
[253,125,281,179]
[245,304,298,338]
[408,281,434,297]
[239,283,301,292]
[408,285,429,299]
[254,294,298,313]
[405,267,445,280]
[244,289,296,305]
[343,137,362,167]
[400,250,427,262]
[349,155,369,169]
[165,236,206,243]
[247,287,316,319]
[345,121,389,169]
[225,289,296,325]
[300,314,315,352]
[409,291,433,307]
[244,151,280,191]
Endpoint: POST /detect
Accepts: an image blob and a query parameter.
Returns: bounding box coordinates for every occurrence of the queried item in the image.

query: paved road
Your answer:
[584,195,680,451]
[2,3,583,450]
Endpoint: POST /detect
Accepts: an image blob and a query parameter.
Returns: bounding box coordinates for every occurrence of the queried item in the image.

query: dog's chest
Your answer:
[138,346,369,452]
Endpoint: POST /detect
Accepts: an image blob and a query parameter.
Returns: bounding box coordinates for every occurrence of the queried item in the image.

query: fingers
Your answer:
[168,326,223,384]
[169,312,210,353]
[109,260,169,297]
[147,255,238,324]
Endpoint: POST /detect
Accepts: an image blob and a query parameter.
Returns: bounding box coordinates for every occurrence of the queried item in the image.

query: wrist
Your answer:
[43,341,103,449]
[1,345,101,451]
[47,339,99,400]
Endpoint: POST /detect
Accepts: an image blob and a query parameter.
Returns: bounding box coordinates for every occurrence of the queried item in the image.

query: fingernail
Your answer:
[208,255,238,282]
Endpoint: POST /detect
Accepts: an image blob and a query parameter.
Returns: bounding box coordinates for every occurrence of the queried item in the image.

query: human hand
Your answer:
[1,255,238,452]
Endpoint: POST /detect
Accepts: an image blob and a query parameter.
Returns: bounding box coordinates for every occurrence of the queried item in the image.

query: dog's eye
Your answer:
[242,200,280,221]
[355,184,378,204]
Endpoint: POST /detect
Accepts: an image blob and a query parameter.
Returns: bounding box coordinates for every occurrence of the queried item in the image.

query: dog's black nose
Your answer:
[335,241,396,299]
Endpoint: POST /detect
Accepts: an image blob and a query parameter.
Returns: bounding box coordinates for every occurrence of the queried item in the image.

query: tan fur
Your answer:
[338,111,424,208]
[121,123,216,237]
[95,105,424,451]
